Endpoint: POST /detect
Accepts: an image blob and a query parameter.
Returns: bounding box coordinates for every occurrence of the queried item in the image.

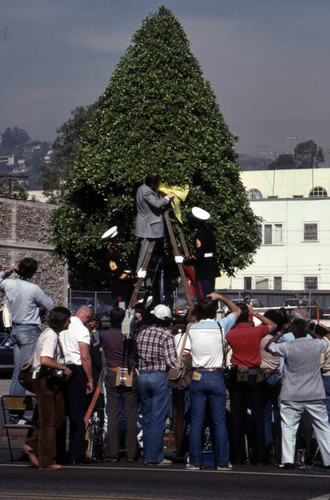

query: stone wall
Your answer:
[0,197,68,307]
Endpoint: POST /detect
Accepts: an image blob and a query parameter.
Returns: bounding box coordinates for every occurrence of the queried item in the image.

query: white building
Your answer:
[217,168,330,291]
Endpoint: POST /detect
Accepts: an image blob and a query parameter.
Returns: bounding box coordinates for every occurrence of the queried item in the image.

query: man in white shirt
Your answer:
[186,292,240,471]
[60,306,93,463]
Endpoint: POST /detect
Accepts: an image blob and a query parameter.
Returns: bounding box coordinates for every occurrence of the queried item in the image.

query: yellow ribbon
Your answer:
[158,183,189,223]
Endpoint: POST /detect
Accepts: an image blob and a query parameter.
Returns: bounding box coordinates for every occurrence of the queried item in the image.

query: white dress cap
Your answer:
[191,207,210,221]
[101,226,118,240]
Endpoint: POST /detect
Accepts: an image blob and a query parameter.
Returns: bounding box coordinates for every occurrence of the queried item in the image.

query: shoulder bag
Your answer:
[217,321,231,388]
[167,324,193,390]
[19,350,35,393]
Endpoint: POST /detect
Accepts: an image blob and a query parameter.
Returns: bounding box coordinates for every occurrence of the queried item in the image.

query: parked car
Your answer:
[323,305,330,317]
[282,299,324,319]
[0,333,14,372]
[231,298,265,308]
[69,296,113,318]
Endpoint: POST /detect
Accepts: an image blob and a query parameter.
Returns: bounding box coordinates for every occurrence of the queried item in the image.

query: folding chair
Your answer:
[0,395,37,461]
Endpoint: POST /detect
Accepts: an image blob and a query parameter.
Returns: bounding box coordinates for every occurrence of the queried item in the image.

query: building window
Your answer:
[274,277,282,290]
[244,277,252,290]
[304,223,318,241]
[309,186,327,198]
[262,223,283,245]
[274,224,282,244]
[256,277,269,290]
[248,189,262,200]
[304,277,318,290]
[264,225,272,244]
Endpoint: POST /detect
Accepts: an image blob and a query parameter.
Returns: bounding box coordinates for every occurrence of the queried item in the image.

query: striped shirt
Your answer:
[100,327,136,369]
[136,326,177,372]
[269,337,327,401]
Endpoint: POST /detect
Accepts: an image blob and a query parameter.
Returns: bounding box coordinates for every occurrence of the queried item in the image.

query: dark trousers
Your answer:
[26,375,66,467]
[195,278,215,302]
[105,370,138,459]
[64,366,87,462]
[229,373,266,464]
[172,389,186,457]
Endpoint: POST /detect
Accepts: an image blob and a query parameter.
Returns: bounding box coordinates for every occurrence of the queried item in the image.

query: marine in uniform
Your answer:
[186,207,220,302]
[102,226,145,307]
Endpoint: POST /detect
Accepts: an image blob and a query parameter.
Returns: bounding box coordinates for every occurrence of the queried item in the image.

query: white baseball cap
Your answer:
[191,206,210,221]
[101,226,118,240]
[151,304,172,320]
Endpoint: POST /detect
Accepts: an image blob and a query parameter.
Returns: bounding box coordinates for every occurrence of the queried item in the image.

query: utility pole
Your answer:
[0,174,28,196]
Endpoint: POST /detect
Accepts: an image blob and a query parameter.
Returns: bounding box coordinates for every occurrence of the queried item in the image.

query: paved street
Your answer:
[1,376,330,500]
[0,460,330,500]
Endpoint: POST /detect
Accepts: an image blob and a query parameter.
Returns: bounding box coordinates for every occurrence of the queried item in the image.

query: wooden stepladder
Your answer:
[127,210,193,311]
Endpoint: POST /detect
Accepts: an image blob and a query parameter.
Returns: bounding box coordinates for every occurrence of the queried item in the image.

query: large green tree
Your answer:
[40,104,98,201]
[51,6,260,279]
[268,140,324,170]
[294,140,324,169]
[0,127,30,157]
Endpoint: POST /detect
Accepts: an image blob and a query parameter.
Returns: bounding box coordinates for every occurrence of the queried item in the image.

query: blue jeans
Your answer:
[323,376,330,423]
[189,371,229,466]
[10,325,39,397]
[138,371,170,463]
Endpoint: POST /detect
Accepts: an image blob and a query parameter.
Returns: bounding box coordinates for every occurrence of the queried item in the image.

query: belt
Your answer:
[204,253,213,258]
[108,366,135,373]
[193,367,223,372]
[12,323,39,327]
[263,368,280,373]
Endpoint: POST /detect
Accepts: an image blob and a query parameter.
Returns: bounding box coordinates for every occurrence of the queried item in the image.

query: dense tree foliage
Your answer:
[268,153,295,170]
[0,127,30,157]
[40,104,98,201]
[294,140,324,169]
[268,140,324,170]
[51,6,260,278]
[0,178,27,199]
[0,127,51,191]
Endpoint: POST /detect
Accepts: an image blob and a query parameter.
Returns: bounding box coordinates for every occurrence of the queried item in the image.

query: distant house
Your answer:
[0,155,15,166]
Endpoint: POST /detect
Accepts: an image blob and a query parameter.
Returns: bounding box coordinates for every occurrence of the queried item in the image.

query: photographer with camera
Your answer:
[0,258,53,424]
[23,307,72,470]
[100,307,139,462]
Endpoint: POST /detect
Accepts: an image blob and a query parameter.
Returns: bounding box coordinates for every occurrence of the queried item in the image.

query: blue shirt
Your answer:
[0,272,53,325]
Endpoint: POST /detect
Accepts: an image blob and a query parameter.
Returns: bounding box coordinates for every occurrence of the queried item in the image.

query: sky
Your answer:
[1,0,330,158]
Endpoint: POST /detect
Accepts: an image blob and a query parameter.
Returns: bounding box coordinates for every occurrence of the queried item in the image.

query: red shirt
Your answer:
[226,322,269,368]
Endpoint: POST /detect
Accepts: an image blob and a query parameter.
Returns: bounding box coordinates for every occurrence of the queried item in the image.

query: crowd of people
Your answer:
[1,257,330,471]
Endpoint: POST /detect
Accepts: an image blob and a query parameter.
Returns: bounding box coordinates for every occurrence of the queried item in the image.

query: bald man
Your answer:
[60,306,93,463]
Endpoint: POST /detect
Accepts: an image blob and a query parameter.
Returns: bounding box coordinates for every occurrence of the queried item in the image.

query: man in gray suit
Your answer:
[135,172,174,272]
[267,318,330,469]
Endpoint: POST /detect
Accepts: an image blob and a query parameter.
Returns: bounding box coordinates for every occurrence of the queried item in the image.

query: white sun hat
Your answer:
[151,304,172,320]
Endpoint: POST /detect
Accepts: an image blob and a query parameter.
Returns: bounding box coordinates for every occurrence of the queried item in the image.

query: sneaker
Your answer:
[217,464,233,471]
[144,458,172,466]
[186,463,200,470]
[10,417,32,426]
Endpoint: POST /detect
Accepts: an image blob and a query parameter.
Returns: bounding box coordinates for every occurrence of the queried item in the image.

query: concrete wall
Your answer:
[0,197,68,307]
